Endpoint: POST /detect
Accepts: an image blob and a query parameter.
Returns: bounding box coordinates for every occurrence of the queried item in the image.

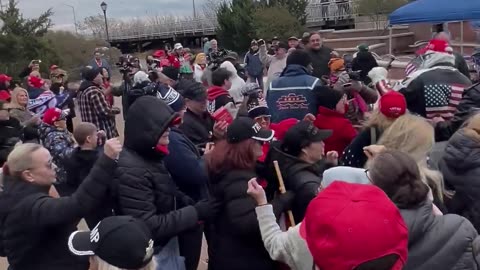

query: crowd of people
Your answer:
[0,29,479,270]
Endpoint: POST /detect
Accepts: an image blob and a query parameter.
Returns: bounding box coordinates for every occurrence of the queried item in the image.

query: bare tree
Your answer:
[202,0,222,23]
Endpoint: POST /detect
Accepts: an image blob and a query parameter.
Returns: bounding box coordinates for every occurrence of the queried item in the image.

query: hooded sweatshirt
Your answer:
[253,167,371,270]
[259,44,287,95]
[220,61,246,104]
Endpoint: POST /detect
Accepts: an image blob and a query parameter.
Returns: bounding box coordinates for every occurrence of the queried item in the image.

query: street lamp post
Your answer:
[63,4,78,35]
[100,2,110,42]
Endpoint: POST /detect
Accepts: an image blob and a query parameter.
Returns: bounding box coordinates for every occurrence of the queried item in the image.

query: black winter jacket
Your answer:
[179,108,215,149]
[208,169,277,270]
[440,130,480,232]
[352,51,378,85]
[115,96,199,248]
[266,143,330,222]
[401,200,480,270]
[0,154,116,270]
[65,147,112,228]
[340,126,382,168]
[307,46,333,79]
[436,83,480,141]
[0,118,23,166]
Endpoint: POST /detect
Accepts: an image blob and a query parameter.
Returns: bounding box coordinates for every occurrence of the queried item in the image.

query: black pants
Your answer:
[178,225,204,270]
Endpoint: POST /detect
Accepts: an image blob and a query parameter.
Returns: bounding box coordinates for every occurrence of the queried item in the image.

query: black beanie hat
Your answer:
[314,85,345,110]
[82,66,101,82]
[286,50,312,67]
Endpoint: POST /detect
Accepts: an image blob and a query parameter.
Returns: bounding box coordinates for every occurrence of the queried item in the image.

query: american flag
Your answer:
[424,84,465,120]
[405,57,422,76]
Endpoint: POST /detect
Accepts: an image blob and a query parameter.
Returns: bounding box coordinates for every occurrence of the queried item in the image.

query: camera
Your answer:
[207,49,229,70]
[116,55,139,74]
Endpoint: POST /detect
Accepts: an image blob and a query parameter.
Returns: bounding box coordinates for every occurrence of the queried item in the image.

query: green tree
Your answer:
[355,0,408,29]
[0,0,57,78]
[256,0,308,25]
[253,6,305,41]
[216,0,255,52]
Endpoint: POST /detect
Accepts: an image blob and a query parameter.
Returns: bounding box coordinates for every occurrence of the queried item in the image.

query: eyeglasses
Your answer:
[28,159,55,171]
[365,169,373,183]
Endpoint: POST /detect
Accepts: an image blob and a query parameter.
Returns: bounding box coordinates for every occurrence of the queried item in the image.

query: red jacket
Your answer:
[314,107,357,158]
[258,118,299,162]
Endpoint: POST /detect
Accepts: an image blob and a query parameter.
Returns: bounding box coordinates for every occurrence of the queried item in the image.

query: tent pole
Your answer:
[460,21,464,55]
[389,26,393,55]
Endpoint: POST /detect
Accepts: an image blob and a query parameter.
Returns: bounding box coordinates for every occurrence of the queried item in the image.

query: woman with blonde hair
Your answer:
[375,113,446,212]
[340,91,407,168]
[7,88,40,142]
[441,112,480,231]
[193,53,207,84]
[68,216,157,270]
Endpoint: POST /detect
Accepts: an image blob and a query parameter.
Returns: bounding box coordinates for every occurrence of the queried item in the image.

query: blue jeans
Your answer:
[248,74,264,92]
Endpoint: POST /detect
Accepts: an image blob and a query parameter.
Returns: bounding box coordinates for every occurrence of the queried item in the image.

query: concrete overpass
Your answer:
[107,0,355,52]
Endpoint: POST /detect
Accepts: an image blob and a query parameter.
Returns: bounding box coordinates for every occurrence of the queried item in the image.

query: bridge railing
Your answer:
[108,1,356,41]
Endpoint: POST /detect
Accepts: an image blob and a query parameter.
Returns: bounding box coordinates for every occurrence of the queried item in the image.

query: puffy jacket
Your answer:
[0,154,116,270]
[436,83,480,141]
[401,200,480,270]
[0,118,23,165]
[245,50,264,77]
[164,128,209,202]
[39,123,75,184]
[265,143,330,222]
[115,96,199,248]
[267,64,321,123]
[314,107,358,157]
[208,169,277,270]
[440,130,480,232]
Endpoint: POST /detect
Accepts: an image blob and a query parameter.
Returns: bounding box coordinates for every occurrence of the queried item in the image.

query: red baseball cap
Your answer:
[152,50,166,58]
[28,76,45,88]
[300,182,408,270]
[0,90,10,101]
[0,74,12,83]
[43,108,66,125]
[416,39,453,55]
[379,91,406,119]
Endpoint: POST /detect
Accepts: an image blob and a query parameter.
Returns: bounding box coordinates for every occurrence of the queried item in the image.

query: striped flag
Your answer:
[405,56,423,76]
[424,84,466,120]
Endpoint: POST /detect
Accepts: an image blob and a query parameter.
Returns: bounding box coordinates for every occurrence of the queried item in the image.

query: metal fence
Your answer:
[107,0,356,41]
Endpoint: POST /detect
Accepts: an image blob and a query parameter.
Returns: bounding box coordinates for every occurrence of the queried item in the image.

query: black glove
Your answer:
[194,199,222,221]
[271,191,295,218]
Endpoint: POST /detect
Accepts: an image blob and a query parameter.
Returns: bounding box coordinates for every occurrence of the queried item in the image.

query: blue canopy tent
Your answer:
[387,0,480,54]
[389,0,480,25]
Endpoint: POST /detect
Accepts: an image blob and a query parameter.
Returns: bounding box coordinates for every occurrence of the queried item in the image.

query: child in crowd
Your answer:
[65,122,110,227]
[39,107,75,194]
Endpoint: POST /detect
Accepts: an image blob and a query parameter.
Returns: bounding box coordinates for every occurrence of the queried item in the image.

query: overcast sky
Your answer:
[15,0,205,31]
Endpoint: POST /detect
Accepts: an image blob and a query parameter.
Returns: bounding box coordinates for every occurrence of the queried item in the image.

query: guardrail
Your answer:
[107,0,356,41]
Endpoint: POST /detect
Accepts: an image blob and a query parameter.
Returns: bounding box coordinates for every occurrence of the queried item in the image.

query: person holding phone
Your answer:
[18,59,41,79]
